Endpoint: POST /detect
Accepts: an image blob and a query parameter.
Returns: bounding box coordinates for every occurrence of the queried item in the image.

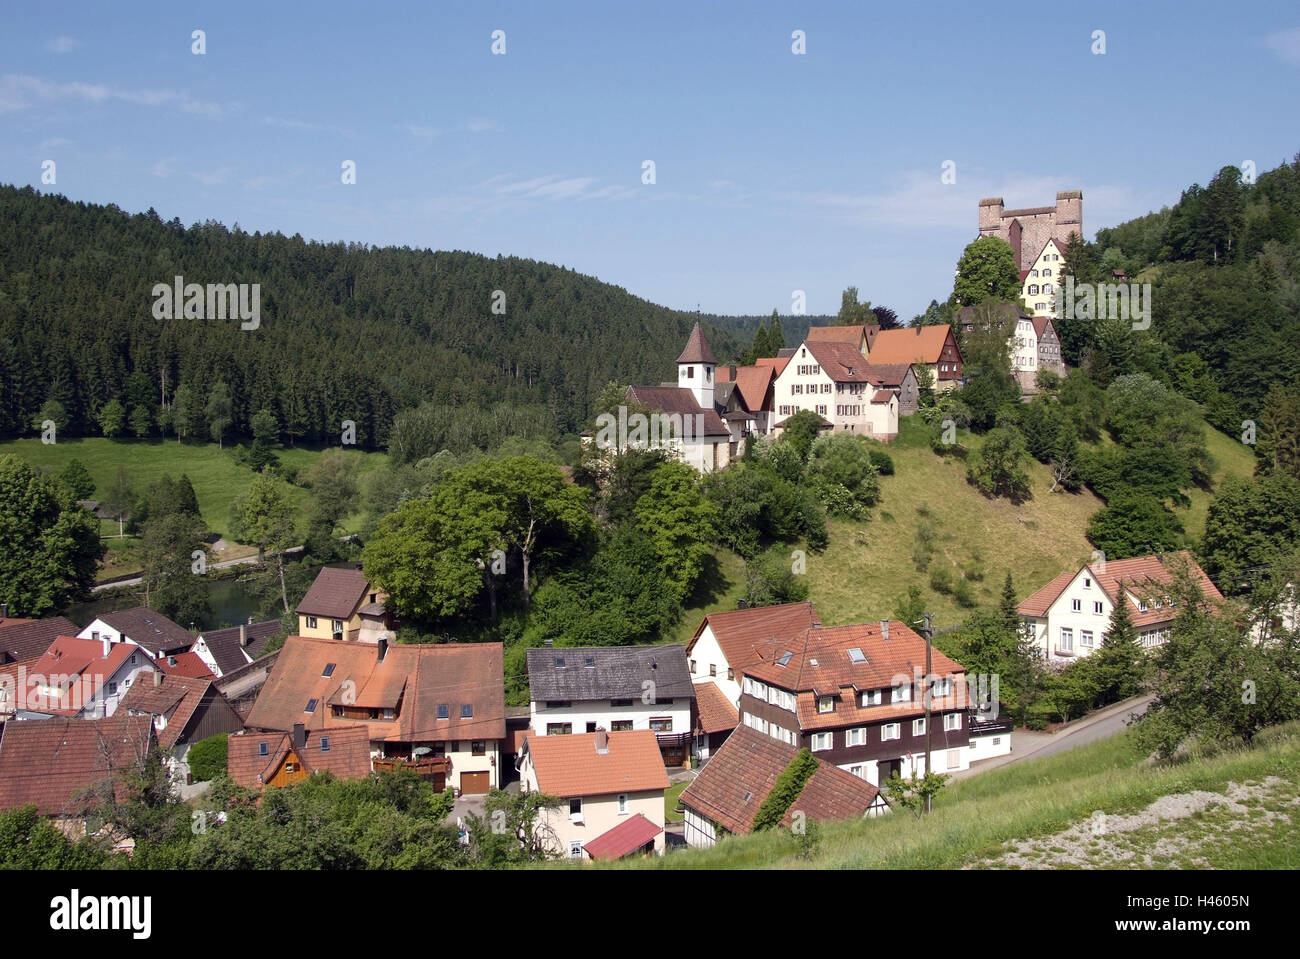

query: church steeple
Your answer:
[677,321,716,408]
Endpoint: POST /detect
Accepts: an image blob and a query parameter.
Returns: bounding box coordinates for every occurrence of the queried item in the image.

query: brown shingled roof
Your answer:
[246,635,505,744]
[624,386,730,436]
[119,672,226,749]
[97,607,193,653]
[296,568,371,619]
[676,321,717,364]
[805,325,866,346]
[226,725,372,788]
[680,726,881,836]
[0,715,154,816]
[0,616,80,662]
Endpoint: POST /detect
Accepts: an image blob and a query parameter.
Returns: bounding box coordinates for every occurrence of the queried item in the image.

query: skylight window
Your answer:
[305,699,318,713]
[555,657,566,668]
[322,663,336,678]
[776,651,793,667]
[847,647,867,664]
[461,704,473,718]
[584,656,594,668]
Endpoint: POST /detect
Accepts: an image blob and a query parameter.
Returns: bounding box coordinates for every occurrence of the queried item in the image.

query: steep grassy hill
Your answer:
[599,721,1300,871]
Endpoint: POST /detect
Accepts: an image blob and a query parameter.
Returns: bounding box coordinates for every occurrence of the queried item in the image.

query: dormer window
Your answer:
[817,696,834,714]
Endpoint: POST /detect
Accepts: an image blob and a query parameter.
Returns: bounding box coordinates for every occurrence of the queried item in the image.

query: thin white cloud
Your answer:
[0,73,223,116]
[45,36,81,54]
[404,124,442,140]
[462,118,503,133]
[37,136,72,151]
[151,158,176,178]
[264,115,352,136]
[1264,26,1300,64]
[190,167,230,186]
[493,173,637,202]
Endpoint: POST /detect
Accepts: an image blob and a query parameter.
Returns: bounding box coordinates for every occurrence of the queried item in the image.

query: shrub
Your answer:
[929,567,955,595]
[868,450,895,475]
[188,733,229,782]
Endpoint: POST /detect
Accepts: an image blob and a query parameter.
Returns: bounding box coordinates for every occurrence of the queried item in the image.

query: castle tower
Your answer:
[978,197,1005,236]
[1054,190,1083,247]
[677,321,717,410]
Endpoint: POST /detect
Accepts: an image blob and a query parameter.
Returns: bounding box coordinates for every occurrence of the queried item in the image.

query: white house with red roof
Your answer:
[1017,551,1225,663]
[1021,236,1067,318]
[771,340,902,441]
[517,729,669,861]
[15,635,158,720]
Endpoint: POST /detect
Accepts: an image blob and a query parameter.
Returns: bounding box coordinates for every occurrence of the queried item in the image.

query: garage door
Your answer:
[460,771,491,794]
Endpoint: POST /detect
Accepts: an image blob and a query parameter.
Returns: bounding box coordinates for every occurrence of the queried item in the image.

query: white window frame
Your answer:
[846,727,866,747]
[817,695,834,714]
[1060,627,1074,651]
[881,723,901,741]
[618,793,628,815]
[569,798,584,823]
[944,712,961,732]
[811,732,833,751]
[912,718,926,736]
[861,689,882,707]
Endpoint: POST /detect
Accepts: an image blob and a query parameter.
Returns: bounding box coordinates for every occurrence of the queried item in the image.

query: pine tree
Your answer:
[766,310,785,352]
[1092,589,1144,704]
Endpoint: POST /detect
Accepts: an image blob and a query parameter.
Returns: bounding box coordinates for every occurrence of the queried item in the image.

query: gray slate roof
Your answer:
[526,645,695,702]
[199,619,283,676]
[98,607,193,653]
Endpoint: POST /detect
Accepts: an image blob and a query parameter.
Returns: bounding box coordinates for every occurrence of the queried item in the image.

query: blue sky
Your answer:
[3,1,1299,319]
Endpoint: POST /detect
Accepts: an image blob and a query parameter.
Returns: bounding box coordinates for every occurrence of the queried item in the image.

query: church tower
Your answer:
[677,321,717,410]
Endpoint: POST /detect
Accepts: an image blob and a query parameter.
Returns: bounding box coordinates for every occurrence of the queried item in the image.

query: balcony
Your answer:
[372,756,450,776]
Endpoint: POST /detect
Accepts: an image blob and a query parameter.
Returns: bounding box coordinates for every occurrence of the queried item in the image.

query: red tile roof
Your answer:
[860,363,914,389]
[27,637,155,715]
[583,812,661,860]
[245,635,505,743]
[680,726,881,836]
[1018,552,1223,627]
[744,620,964,691]
[693,681,738,734]
[0,715,155,816]
[805,325,867,346]
[687,602,822,674]
[1031,315,1054,339]
[676,322,717,364]
[731,365,774,412]
[779,761,883,827]
[754,356,791,376]
[803,341,875,383]
[868,326,957,366]
[296,568,372,619]
[159,650,214,679]
[524,730,668,797]
[226,725,372,788]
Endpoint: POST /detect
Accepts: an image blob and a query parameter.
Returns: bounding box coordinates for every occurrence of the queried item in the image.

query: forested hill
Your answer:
[1064,154,1300,434]
[0,185,749,449]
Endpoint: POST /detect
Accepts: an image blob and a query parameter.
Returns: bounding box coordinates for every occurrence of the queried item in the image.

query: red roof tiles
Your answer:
[226,725,372,787]
[686,602,822,675]
[868,326,958,366]
[525,730,668,797]
[693,681,738,734]
[0,715,155,816]
[583,812,661,860]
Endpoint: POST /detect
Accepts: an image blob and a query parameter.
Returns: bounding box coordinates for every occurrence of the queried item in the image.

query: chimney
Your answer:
[102,634,111,658]
[1,602,8,617]
[737,599,748,610]
[543,638,553,647]
[239,624,249,648]
[293,722,306,753]
[595,729,609,754]
[377,636,388,663]
[880,620,891,641]
[153,669,163,686]
[916,326,922,336]
[247,615,254,625]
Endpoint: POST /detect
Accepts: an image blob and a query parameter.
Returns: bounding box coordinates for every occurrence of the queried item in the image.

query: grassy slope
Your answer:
[1178,424,1257,542]
[598,721,1300,871]
[1,438,387,577]
[809,418,1104,629]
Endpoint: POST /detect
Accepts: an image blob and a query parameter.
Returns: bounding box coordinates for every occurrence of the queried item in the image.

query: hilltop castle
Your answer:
[978,190,1083,274]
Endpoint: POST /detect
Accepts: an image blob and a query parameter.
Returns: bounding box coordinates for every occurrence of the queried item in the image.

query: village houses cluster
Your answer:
[0,535,1227,860]
[0,189,1240,862]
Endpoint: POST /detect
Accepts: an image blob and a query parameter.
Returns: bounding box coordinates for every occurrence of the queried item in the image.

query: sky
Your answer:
[3,1,1299,320]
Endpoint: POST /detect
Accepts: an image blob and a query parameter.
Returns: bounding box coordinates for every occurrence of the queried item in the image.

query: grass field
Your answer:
[596,721,1300,870]
[1,438,388,577]
[1178,423,1257,542]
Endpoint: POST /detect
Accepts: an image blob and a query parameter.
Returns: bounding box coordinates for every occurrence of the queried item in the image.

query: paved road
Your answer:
[950,693,1154,780]
[91,546,304,592]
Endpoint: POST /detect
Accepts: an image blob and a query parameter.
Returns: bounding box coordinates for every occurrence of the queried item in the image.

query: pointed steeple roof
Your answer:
[677,321,717,365]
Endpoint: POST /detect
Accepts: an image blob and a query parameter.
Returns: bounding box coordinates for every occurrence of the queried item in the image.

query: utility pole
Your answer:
[915,613,934,813]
